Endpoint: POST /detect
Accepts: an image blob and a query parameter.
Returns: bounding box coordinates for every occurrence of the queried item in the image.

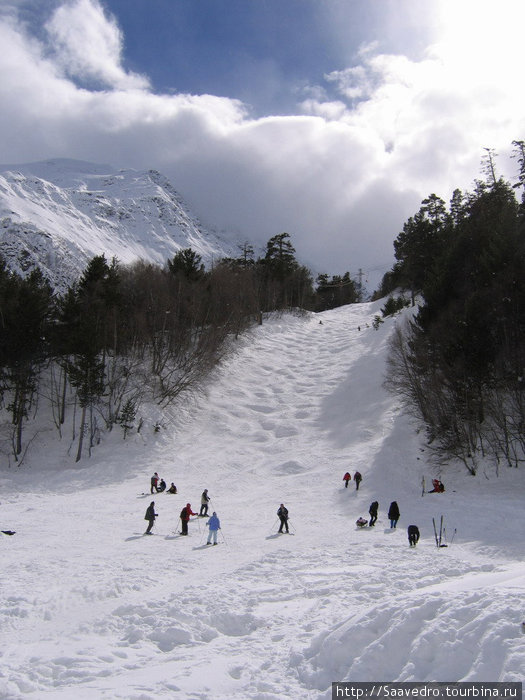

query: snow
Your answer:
[1,300,524,699]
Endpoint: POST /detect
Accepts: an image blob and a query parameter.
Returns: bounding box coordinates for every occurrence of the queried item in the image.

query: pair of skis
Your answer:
[432,515,456,548]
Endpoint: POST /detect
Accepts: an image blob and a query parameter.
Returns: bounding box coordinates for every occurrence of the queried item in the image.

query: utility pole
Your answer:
[357,268,364,301]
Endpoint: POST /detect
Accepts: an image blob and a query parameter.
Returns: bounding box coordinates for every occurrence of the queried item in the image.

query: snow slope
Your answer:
[1,301,524,699]
[0,159,235,292]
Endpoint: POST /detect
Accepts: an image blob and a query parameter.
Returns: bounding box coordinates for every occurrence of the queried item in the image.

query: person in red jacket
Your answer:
[343,472,351,488]
[179,503,197,535]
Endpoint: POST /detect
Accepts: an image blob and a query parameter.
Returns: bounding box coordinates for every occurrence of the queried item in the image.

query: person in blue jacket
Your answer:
[207,512,221,545]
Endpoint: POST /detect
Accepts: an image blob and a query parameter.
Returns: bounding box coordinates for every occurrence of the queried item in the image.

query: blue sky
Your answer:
[1,0,524,285]
[100,0,439,117]
[101,0,434,116]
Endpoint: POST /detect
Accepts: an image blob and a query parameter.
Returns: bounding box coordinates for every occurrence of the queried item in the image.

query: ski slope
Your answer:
[1,300,524,699]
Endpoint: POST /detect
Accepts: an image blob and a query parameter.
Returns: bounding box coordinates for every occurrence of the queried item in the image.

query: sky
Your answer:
[1,0,525,284]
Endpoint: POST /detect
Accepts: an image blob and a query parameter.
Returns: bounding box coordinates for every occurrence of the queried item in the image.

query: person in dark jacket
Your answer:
[343,472,351,488]
[408,524,420,547]
[180,503,197,535]
[388,501,400,528]
[144,501,157,535]
[277,504,289,533]
[368,501,378,527]
[167,483,177,494]
[158,479,166,492]
[354,471,362,490]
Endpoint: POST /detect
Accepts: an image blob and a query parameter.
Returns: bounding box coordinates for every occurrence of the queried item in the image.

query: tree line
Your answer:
[379,143,525,474]
[0,232,360,462]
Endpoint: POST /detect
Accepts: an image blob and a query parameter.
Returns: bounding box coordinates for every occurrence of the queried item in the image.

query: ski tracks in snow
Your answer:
[1,303,525,698]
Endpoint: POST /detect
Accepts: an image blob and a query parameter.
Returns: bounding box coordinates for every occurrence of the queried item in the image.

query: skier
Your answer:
[144,501,157,535]
[343,472,351,488]
[388,501,400,528]
[277,504,289,533]
[368,500,378,527]
[167,483,177,494]
[354,471,362,490]
[200,489,210,516]
[180,503,197,535]
[150,472,159,494]
[356,517,368,528]
[158,479,166,493]
[206,511,221,545]
[408,524,420,547]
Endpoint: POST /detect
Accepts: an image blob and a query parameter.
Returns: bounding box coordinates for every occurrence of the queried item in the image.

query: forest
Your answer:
[2,141,524,473]
[378,143,525,473]
[0,232,360,462]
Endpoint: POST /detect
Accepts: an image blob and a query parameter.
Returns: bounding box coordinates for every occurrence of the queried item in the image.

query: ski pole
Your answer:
[220,528,229,549]
[432,517,439,548]
[269,518,278,535]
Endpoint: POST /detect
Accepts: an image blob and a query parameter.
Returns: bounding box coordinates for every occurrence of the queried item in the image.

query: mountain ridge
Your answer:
[0,158,238,292]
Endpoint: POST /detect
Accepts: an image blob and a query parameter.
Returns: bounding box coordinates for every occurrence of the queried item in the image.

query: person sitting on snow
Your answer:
[429,479,445,493]
[167,483,177,494]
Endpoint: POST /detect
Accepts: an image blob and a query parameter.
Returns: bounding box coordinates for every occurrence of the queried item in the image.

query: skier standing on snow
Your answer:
[206,512,221,545]
[354,471,362,490]
[144,501,157,535]
[408,525,420,547]
[388,501,400,528]
[150,472,159,494]
[180,503,197,535]
[343,472,351,488]
[200,489,210,516]
[368,501,378,527]
[277,504,289,533]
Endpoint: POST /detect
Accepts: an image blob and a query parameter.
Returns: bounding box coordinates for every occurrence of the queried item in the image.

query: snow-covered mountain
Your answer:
[0,158,237,292]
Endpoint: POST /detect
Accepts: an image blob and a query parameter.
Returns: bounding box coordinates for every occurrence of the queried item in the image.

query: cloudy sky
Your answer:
[1,0,524,286]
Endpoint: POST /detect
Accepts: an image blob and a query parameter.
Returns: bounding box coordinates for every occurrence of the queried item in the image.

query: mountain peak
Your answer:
[0,159,236,292]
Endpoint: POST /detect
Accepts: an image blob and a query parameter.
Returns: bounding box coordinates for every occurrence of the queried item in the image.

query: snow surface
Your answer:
[1,300,524,699]
[0,159,236,292]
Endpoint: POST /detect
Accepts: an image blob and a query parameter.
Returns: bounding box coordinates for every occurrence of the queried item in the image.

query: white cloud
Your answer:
[1,0,524,290]
[45,0,149,89]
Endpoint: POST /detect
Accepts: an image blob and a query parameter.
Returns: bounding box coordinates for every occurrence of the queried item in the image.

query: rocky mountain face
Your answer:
[0,159,236,292]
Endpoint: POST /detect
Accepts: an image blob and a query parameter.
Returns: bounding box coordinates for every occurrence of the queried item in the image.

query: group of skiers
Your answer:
[144,485,221,545]
[143,466,441,548]
[150,472,177,495]
[346,471,426,547]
